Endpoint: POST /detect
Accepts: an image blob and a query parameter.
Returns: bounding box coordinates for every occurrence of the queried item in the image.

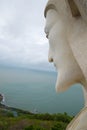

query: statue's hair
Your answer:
[67,0,80,16]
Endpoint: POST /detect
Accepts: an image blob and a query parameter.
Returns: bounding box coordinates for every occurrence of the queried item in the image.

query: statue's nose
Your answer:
[48,49,53,62]
[48,57,53,62]
[48,55,53,62]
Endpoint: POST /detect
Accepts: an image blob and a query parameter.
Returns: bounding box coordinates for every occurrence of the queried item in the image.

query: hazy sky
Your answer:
[0,0,54,70]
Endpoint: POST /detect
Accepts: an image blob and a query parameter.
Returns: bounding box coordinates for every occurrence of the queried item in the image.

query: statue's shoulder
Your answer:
[66,107,87,130]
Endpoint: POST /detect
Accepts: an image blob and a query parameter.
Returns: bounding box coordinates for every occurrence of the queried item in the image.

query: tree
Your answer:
[51,122,67,130]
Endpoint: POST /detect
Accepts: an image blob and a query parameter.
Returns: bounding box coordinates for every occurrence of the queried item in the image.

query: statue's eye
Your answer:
[45,9,58,39]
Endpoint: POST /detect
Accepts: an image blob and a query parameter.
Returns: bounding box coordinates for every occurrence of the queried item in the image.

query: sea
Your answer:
[0,66,84,116]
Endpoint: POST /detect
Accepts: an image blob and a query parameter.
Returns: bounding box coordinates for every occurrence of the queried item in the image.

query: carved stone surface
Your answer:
[66,107,87,130]
[44,0,87,129]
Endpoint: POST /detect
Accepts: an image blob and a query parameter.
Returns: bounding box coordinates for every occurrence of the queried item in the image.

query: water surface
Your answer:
[0,67,84,115]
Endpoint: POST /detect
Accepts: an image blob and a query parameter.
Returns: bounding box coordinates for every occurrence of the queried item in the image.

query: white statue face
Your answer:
[45,9,84,92]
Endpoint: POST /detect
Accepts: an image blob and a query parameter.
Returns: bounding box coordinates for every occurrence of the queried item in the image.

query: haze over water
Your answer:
[0,66,84,115]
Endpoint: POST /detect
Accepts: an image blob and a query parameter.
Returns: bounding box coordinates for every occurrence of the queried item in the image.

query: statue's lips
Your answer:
[54,63,56,67]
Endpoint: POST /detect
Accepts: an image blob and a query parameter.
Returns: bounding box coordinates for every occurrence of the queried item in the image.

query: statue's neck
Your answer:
[81,81,87,107]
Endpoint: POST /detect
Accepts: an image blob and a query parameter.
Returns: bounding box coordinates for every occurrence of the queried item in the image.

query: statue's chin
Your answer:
[55,70,78,92]
[56,75,71,92]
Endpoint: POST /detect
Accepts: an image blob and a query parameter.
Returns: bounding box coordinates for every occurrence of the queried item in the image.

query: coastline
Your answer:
[0,94,3,103]
[0,94,73,130]
[0,93,74,118]
[0,93,34,117]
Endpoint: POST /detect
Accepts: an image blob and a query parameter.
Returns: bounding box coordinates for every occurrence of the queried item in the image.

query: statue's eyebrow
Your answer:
[44,4,57,18]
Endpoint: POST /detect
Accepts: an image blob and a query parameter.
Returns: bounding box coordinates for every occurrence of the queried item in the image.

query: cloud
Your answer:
[0,0,52,70]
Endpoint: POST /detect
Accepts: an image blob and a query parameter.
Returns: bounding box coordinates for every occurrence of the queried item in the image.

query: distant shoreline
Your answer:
[0,94,3,103]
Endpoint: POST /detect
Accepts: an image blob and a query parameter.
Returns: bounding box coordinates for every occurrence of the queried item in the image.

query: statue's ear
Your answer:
[68,0,81,17]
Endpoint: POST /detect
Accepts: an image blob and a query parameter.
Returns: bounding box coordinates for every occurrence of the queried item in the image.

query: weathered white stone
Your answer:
[44,0,87,129]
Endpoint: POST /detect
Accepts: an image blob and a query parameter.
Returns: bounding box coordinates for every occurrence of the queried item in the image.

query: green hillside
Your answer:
[0,104,73,130]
